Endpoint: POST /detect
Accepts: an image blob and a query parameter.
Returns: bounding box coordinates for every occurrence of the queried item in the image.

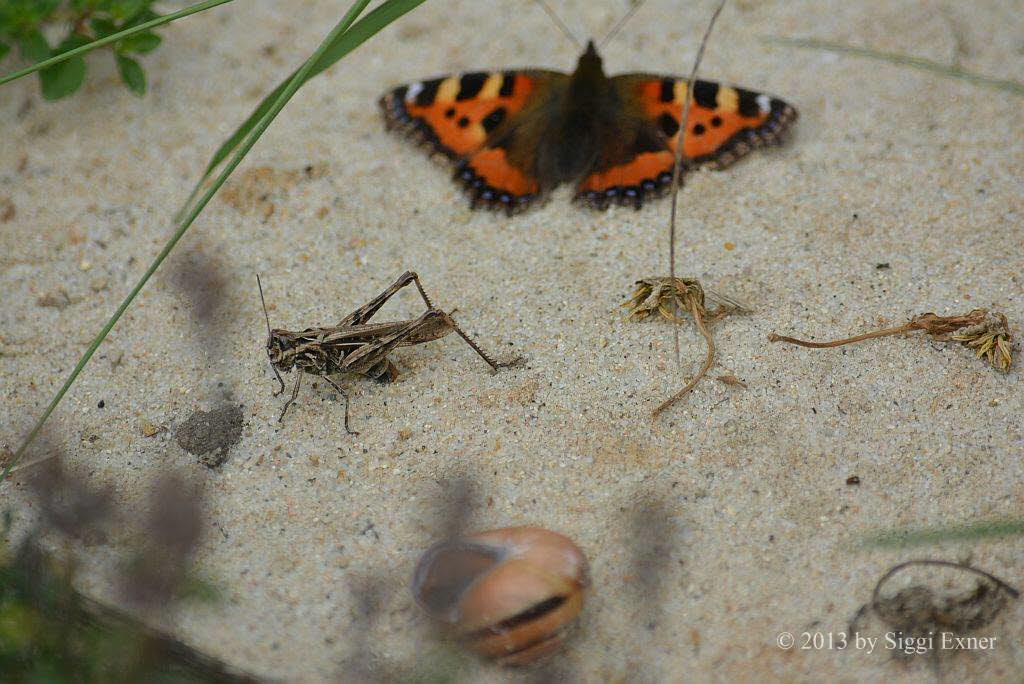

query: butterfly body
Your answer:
[380,41,796,214]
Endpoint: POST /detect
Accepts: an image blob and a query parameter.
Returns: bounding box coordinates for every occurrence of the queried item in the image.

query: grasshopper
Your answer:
[257,271,520,433]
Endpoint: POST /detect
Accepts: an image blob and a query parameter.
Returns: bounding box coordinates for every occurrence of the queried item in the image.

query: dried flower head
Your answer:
[624,277,750,416]
[624,277,749,325]
[949,311,1014,372]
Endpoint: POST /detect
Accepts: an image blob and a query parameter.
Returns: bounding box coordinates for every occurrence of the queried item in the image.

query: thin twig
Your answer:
[668,0,727,364]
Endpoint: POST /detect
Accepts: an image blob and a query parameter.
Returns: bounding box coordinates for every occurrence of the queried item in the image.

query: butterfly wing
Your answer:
[380,70,567,213]
[576,74,798,209]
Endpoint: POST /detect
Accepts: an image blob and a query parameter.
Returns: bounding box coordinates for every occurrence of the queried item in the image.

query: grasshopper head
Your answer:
[266,331,294,371]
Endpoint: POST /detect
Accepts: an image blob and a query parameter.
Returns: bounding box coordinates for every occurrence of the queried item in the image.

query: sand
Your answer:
[2,0,1022,681]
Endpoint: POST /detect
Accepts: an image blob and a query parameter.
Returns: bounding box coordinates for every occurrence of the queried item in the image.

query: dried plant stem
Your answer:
[768,323,914,348]
[769,309,1015,371]
[872,560,1020,605]
[653,297,714,417]
[667,0,726,364]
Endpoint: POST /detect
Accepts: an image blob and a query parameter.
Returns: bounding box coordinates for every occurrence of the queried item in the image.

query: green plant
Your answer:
[0,467,253,682]
[763,36,1024,98]
[862,517,1024,549]
[2,0,429,479]
[0,0,168,98]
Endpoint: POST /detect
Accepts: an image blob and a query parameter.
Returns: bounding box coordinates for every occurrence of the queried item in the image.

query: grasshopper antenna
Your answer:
[257,273,286,395]
[667,0,727,364]
[531,0,582,49]
[256,273,273,339]
[600,0,650,48]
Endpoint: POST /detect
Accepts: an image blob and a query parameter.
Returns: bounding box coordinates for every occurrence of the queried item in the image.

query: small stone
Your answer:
[37,288,71,309]
[724,241,736,251]
[89,276,109,292]
[175,403,244,468]
[79,259,92,271]
[141,420,160,437]
[397,428,413,441]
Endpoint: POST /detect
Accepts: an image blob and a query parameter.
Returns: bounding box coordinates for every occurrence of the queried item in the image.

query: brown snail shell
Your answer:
[411,526,588,665]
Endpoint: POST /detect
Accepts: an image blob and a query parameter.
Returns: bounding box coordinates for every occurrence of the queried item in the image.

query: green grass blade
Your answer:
[177,0,428,220]
[763,36,1024,98]
[5,0,430,480]
[861,517,1024,549]
[0,0,233,87]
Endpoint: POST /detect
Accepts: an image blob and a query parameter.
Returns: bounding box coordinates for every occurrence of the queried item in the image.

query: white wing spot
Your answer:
[756,94,771,114]
[406,82,423,102]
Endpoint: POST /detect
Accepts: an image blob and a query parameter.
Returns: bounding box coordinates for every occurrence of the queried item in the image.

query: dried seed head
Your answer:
[626,277,705,323]
[948,311,1014,372]
[624,277,750,324]
[412,526,588,666]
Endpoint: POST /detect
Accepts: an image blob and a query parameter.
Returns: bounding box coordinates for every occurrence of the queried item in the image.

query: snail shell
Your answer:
[411,526,588,665]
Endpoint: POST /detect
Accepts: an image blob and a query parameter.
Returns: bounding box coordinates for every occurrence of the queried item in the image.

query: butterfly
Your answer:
[380,40,797,215]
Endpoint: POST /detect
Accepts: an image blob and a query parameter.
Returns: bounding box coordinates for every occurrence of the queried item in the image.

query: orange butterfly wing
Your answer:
[380,70,565,213]
[576,75,797,209]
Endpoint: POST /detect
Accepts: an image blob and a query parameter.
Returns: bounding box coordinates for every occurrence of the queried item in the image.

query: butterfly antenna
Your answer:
[600,0,650,48]
[532,0,582,49]
[256,273,273,338]
[667,0,727,364]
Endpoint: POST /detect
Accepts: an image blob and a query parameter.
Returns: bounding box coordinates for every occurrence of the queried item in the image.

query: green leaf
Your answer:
[119,31,161,54]
[58,33,92,52]
[108,0,147,22]
[90,17,118,38]
[39,34,89,100]
[115,53,144,94]
[18,31,50,63]
[1,0,60,33]
[124,7,159,28]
